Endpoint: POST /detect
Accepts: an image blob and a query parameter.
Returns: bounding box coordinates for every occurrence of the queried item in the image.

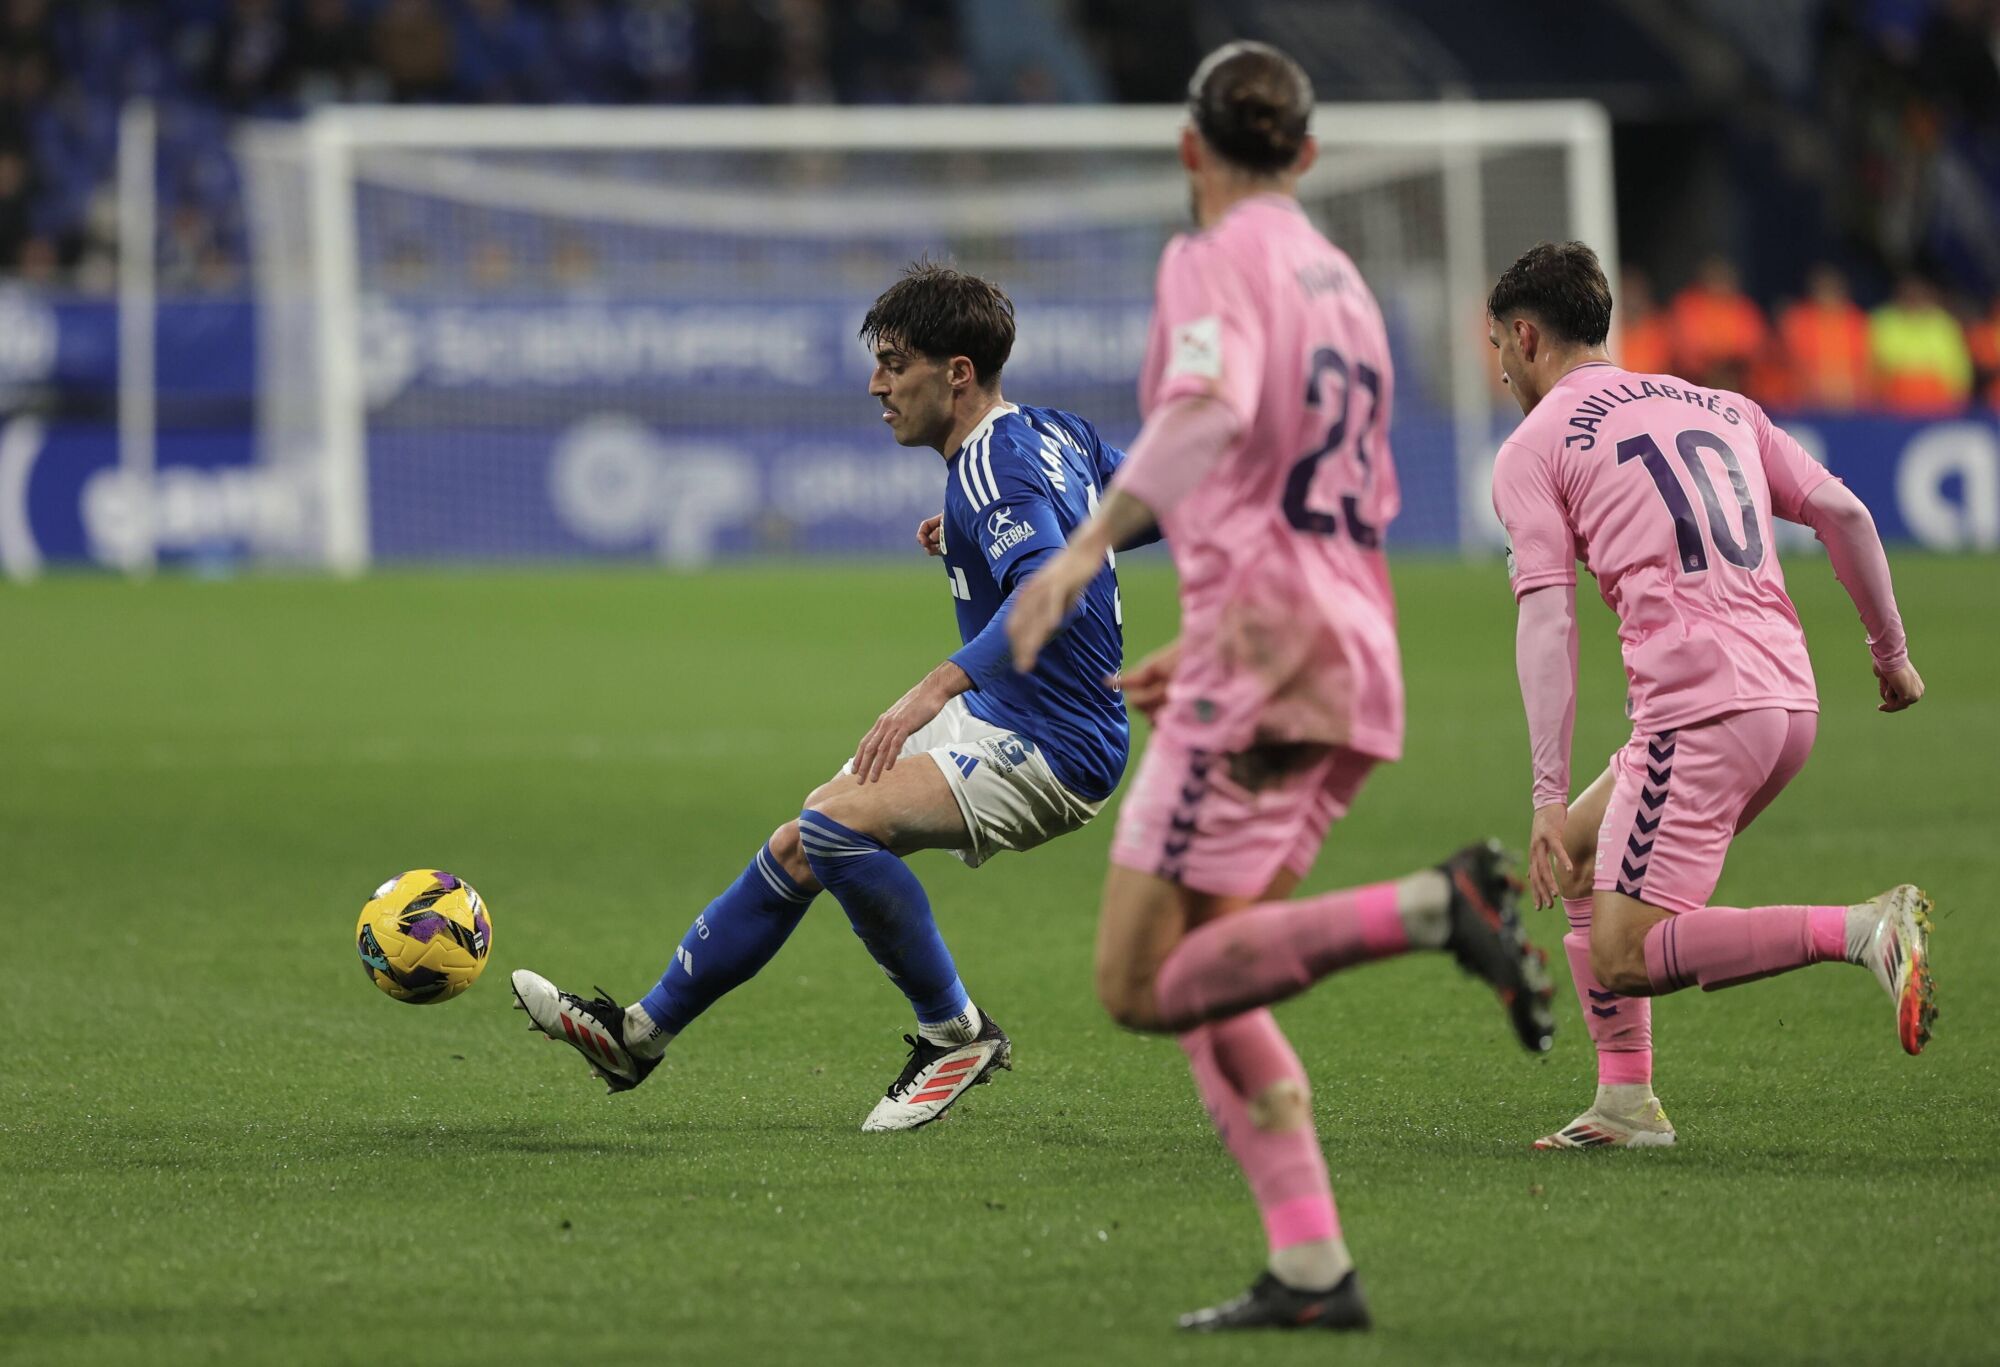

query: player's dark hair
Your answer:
[1187,41,1313,174]
[860,261,1016,385]
[1487,241,1614,347]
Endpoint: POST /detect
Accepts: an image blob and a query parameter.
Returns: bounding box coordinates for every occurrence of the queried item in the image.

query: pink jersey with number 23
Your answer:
[1118,195,1404,760]
[1491,363,1833,731]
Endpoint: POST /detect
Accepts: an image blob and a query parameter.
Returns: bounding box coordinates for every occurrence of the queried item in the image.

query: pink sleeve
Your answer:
[1753,405,1835,522]
[1110,393,1244,517]
[1148,240,1264,427]
[1516,583,1579,808]
[1491,439,1577,599]
[1797,480,1911,676]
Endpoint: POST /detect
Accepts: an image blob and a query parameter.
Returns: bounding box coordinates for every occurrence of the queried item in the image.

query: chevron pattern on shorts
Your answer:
[1157,750,1215,885]
[1615,730,1677,899]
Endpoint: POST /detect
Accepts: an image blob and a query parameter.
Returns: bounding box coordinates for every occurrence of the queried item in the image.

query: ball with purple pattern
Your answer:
[355,869,494,1005]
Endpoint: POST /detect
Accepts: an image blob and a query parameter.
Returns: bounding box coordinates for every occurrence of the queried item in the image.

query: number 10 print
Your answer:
[1615,428,1765,574]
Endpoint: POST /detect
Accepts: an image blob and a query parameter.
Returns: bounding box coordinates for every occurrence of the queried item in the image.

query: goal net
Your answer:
[237,104,1615,571]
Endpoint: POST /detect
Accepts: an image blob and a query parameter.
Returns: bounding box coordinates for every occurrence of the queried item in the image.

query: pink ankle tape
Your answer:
[1808,906,1847,962]
[1263,1194,1340,1250]
[1354,882,1407,955]
[1598,1052,1653,1086]
[1564,924,1652,1086]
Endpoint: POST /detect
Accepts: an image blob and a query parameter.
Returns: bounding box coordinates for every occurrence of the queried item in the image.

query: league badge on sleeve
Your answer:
[1168,315,1224,380]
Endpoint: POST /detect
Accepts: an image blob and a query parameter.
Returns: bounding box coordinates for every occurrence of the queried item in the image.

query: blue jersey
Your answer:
[940,404,1133,802]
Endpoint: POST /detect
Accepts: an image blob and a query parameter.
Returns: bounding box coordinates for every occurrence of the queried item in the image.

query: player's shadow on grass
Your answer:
[362,1114,841,1153]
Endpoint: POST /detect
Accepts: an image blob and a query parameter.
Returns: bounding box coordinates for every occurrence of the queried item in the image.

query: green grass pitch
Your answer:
[2,554,1995,1366]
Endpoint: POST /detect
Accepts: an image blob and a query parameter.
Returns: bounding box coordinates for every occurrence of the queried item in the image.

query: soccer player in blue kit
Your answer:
[513,263,1155,1131]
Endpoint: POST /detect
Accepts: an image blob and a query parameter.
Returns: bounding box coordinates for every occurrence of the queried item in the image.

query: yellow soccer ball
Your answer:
[355,870,493,1004]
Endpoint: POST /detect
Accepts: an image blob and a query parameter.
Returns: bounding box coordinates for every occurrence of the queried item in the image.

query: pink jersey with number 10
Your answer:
[1491,363,1835,731]
[1119,195,1404,760]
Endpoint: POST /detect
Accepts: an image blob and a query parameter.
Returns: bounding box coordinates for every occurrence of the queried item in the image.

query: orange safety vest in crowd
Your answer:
[1671,286,1769,378]
[1620,314,1675,376]
[1779,300,1872,410]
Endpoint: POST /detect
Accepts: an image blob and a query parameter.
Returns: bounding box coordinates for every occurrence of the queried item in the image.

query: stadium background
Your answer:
[3,5,1996,1367]
[0,0,1997,566]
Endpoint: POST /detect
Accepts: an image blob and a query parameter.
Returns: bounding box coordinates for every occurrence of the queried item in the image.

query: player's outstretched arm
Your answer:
[1077,425,1162,550]
[851,660,972,784]
[1011,396,1238,672]
[1008,487,1154,672]
[1760,410,1922,712]
[1794,480,1923,712]
[1516,584,1581,909]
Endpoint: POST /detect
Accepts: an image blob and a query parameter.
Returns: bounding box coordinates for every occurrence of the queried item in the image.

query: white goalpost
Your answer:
[222,102,1615,573]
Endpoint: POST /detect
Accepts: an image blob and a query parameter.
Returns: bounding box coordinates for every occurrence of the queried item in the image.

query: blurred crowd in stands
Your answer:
[1480,253,2000,416]
[3,0,2000,414]
[1616,258,2000,414]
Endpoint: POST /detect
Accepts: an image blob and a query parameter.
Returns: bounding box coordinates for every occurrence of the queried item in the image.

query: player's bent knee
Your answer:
[767,820,818,891]
[801,783,899,846]
[1095,966,1164,1033]
[1589,933,1652,996]
[1247,1078,1311,1132]
[1604,963,1654,996]
[1556,859,1596,902]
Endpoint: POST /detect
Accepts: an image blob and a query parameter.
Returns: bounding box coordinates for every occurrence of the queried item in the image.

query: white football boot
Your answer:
[1534,1084,1677,1150]
[511,969,659,1094]
[1853,884,1938,1056]
[860,1015,1013,1132]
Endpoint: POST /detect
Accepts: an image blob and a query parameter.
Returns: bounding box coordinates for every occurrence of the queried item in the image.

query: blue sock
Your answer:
[798,810,972,1028]
[638,842,814,1038]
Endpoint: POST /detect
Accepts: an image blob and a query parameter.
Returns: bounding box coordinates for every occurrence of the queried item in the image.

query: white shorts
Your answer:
[835,696,1103,868]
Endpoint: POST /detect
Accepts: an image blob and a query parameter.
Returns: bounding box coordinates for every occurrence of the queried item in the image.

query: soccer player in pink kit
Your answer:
[1485,241,1936,1152]
[1009,42,1556,1333]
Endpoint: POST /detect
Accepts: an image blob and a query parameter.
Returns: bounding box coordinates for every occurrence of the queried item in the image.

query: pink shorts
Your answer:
[1595,708,1817,913]
[1111,729,1376,899]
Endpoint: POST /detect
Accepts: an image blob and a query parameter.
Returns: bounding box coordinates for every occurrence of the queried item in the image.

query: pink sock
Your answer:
[1643,905,1849,993]
[1180,1011,1339,1253]
[1564,897,1651,1086]
[1155,882,1406,1030]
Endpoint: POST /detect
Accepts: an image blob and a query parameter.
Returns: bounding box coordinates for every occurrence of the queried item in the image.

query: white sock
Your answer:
[1842,902,1881,964]
[1396,869,1452,949]
[917,1002,982,1047]
[1595,1082,1658,1113]
[623,1002,675,1060]
[1269,1237,1354,1292]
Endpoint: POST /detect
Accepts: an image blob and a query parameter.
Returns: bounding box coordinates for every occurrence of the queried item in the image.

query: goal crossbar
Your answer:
[230,101,1616,573]
[303,101,1612,154]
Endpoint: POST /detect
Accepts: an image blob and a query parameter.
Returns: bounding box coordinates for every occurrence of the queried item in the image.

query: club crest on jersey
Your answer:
[986,506,1036,560]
